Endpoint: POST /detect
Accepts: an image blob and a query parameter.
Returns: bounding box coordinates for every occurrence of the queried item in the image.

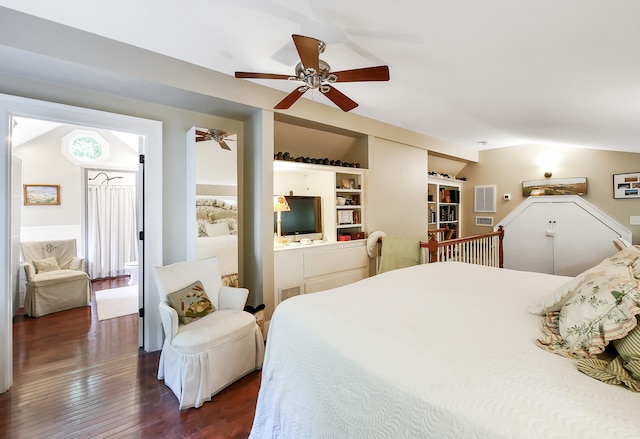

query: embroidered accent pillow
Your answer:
[166,281,215,325]
[33,257,61,273]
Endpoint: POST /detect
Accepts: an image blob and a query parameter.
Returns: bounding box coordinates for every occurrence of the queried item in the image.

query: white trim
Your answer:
[0,93,163,393]
[186,127,197,260]
[495,195,632,241]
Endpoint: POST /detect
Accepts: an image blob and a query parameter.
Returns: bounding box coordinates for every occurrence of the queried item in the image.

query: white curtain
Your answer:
[87,185,138,279]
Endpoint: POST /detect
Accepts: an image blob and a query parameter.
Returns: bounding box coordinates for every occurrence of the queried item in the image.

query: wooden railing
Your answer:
[422,226,504,267]
[374,227,504,274]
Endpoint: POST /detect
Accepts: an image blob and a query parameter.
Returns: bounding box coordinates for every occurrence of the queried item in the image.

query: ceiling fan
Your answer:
[195,129,235,151]
[235,34,390,112]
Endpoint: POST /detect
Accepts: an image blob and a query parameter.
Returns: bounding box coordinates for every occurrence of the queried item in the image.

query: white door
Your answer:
[502,198,626,277]
[10,155,22,317]
[503,202,554,274]
[552,202,620,276]
[136,141,144,346]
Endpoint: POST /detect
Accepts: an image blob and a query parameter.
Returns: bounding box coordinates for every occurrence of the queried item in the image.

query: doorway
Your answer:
[13,118,143,345]
[0,93,164,393]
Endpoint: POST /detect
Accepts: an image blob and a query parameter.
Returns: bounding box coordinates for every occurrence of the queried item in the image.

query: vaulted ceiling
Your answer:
[1,1,639,153]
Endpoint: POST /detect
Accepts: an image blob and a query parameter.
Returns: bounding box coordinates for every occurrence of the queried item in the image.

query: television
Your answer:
[274,195,323,240]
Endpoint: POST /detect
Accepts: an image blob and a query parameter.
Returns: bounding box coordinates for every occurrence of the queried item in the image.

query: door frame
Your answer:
[0,93,163,393]
[83,167,142,346]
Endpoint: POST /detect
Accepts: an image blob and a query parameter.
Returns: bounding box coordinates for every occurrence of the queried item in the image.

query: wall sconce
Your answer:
[537,153,559,179]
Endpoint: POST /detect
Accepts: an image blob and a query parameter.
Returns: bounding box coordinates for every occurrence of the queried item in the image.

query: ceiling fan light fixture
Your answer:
[195,129,235,151]
[234,34,390,112]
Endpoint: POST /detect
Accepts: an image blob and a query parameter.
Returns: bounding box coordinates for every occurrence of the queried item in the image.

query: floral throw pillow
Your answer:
[197,220,209,237]
[166,280,215,325]
[558,267,640,357]
[214,217,238,235]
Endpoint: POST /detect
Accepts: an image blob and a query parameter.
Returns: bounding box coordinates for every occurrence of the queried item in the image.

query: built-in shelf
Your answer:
[428,176,463,239]
[274,161,367,243]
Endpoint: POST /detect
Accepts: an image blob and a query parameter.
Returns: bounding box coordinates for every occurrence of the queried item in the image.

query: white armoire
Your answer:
[498,196,631,277]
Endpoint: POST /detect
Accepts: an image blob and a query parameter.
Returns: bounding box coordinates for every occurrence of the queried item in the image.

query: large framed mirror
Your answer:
[186,127,239,286]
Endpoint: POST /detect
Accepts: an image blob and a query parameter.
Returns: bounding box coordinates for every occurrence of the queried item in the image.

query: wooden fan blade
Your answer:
[274,87,307,110]
[195,129,208,136]
[321,85,358,112]
[235,72,291,80]
[292,34,319,71]
[218,140,232,151]
[195,137,207,142]
[332,65,390,82]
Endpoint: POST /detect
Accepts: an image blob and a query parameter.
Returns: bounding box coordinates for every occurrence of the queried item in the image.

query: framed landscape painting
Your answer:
[24,184,60,206]
[522,177,587,197]
[613,172,640,199]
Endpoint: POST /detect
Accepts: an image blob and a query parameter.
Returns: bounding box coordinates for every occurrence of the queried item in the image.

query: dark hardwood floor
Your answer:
[0,277,261,439]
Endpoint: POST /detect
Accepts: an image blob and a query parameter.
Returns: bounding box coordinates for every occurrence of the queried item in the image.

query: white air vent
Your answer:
[475,185,496,213]
[279,286,301,303]
[476,216,494,227]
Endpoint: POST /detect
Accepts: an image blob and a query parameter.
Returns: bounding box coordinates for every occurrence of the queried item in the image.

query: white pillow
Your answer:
[33,257,61,273]
[205,222,230,237]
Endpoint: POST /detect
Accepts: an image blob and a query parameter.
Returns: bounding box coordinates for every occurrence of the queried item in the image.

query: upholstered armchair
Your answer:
[153,256,264,409]
[20,239,91,317]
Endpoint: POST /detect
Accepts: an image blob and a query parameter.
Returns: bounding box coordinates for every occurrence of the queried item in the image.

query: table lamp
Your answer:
[273,195,290,247]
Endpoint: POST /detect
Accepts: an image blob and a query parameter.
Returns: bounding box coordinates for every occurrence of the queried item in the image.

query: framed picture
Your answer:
[613,172,640,199]
[24,184,60,206]
[522,177,587,196]
[337,210,354,225]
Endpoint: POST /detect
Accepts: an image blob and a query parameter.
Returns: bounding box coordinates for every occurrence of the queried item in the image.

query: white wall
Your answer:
[15,131,82,228]
[368,137,429,239]
[13,126,139,255]
[14,126,138,229]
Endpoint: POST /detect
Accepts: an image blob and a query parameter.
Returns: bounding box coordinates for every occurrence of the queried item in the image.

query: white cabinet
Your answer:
[274,241,369,307]
[428,177,463,238]
[499,196,632,277]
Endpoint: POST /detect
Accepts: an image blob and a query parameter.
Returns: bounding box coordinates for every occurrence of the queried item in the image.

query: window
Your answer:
[62,129,109,165]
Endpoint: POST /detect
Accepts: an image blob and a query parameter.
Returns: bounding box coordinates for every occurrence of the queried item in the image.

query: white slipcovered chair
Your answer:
[20,239,90,317]
[153,256,264,409]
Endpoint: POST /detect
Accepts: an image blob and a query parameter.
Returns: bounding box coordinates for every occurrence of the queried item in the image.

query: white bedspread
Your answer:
[250,262,640,439]
[195,235,238,276]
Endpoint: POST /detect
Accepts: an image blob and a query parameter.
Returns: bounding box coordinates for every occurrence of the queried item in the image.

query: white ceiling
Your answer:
[2,0,640,153]
[11,117,139,151]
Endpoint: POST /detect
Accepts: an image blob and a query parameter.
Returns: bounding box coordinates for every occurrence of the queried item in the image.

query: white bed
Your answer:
[196,234,238,277]
[250,261,640,438]
[195,197,239,283]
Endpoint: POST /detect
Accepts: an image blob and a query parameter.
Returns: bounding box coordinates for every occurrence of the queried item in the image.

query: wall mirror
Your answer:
[188,127,239,287]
